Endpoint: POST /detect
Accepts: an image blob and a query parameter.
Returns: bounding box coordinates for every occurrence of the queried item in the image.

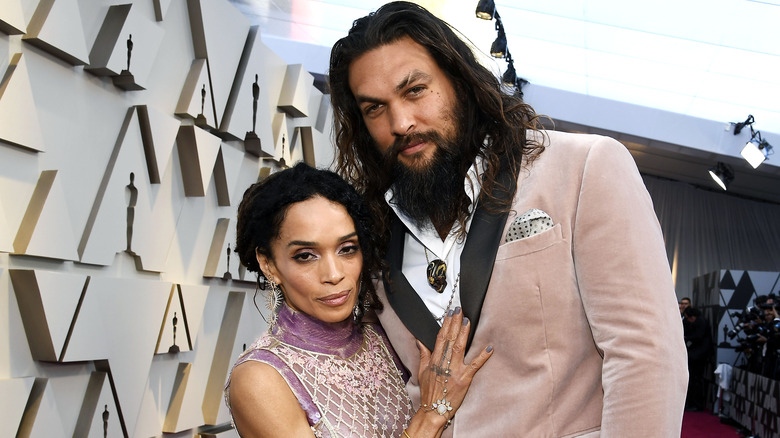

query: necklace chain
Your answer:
[436,273,460,323]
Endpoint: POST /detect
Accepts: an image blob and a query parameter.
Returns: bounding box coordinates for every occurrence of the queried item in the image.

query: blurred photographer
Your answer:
[758,296,780,379]
[683,306,713,411]
[729,295,780,378]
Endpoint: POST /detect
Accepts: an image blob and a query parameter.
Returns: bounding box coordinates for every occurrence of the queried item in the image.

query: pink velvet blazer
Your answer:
[376,130,688,437]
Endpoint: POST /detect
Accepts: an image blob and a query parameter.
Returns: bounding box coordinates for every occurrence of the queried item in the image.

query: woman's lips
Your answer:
[318,290,350,307]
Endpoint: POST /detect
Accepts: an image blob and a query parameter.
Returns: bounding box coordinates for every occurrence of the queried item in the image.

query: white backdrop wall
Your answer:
[0,0,333,437]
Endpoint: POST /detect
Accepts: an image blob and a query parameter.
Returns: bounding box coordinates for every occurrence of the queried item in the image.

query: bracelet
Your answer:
[403,429,412,438]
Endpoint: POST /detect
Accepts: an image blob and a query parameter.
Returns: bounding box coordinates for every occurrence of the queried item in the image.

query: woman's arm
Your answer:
[228,360,313,437]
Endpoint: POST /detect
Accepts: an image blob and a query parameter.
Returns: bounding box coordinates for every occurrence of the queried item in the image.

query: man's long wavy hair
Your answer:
[329,1,544,246]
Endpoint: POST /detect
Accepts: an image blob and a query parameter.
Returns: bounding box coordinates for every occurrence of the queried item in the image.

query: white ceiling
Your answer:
[230,0,780,203]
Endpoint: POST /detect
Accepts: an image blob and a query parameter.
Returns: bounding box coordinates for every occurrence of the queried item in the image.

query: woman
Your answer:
[226,163,492,437]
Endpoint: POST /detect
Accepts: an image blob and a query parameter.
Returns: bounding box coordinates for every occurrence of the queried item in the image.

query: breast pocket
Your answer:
[496,223,563,260]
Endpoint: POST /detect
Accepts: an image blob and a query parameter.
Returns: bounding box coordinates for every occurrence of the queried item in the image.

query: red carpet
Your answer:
[681,410,743,438]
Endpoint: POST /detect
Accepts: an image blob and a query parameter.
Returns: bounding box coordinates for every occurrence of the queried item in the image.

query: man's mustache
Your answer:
[388,131,446,157]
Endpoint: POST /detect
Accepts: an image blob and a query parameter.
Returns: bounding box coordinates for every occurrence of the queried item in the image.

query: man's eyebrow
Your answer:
[395,70,431,93]
[354,70,431,105]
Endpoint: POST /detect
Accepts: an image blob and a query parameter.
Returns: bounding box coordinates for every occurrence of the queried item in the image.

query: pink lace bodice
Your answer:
[225,304,413,437]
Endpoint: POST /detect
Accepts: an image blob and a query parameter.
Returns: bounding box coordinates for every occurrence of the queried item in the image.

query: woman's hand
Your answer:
[405,307,493,436]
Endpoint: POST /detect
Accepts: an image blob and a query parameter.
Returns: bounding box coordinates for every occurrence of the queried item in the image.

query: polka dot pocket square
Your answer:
[504,208,554,243]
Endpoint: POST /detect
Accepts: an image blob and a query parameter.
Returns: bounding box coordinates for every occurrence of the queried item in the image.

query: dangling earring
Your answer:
[353,280,363,323]
[266,277,283,325]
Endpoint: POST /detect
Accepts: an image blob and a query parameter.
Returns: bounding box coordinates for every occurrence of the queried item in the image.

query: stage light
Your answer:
[708,162,734,191]
[740,137,773,169]
[475,0,495,20]
[490,32,507,58]
[731,115,774,168]
[502,59,516,86]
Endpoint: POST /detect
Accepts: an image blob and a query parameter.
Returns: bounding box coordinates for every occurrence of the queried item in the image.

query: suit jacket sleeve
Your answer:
[572,137,688,435]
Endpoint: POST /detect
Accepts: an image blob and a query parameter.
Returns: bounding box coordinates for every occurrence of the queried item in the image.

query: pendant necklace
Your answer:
[424,248,448,293]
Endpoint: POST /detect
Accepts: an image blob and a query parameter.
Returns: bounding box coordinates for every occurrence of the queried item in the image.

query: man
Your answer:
[679,297,691,317]
[329,2,688,436]
[683,307,712,411]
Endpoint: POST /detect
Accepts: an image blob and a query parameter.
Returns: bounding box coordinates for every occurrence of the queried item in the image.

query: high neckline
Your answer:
[271,303,363,358]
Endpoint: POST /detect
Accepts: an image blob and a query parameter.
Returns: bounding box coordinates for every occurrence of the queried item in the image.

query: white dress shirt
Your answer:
[384,157,484,324]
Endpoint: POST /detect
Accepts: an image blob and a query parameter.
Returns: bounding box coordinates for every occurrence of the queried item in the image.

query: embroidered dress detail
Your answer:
[225,304,413,437]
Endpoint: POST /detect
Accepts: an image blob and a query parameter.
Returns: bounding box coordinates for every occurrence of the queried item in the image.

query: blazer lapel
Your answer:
[459,164,517,351]
[382,161,518,352]
[383,213,441,351]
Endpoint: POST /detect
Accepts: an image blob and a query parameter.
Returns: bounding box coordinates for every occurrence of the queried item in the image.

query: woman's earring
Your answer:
[353,280,363,322]
[266,277,283,325]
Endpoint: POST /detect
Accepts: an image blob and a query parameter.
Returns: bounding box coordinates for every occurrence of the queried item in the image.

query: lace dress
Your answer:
[225,304,414,437]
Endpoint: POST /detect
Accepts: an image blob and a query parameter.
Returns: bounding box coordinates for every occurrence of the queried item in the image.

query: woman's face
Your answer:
[258,196,363,323]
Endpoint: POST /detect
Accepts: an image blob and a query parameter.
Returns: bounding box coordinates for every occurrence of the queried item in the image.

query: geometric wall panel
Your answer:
[162,362,192,433]
[85,3,164,90]
[12,170,79,261]
[176,125,222,197]
[72,372,123,438]
[291,125,315,166]
[62,276,171,438]
[0,194,12,252]
[175,59,212,126]
[8,269,87,362]
[79,106,180,272]
[0,0,333,436]
[156,285,185,354]
[278,63,313,118]
[203,217,230,279]
[17,378,67,438]
[187,0,250,130]
[136,105,179,185]
[153,0,173,22]
[78,108,145,266]
[0,0,25,35]
[213,143,244,207]
[202,290,244,424]
[0,53,45,152]
[0,377,34,438]
[218,27,289,157]
[178,283,209,349]
[22,0,89,65]
[271,111,289,165]
[156,283,209,355]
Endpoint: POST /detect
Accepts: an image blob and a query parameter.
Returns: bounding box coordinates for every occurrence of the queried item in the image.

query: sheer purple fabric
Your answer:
[225,304,413,437]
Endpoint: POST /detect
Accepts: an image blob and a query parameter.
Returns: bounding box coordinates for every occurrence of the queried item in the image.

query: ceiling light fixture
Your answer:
[740,132,774,169]
[490,19,507,58]
[731,114,774,168]
[475,0,495,20]
[708,162,734,191]
[475,6,530,97]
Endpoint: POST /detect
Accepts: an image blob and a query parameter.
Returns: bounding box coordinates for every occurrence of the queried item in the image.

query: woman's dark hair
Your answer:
[329,1,544,244]
[234,162,382,322]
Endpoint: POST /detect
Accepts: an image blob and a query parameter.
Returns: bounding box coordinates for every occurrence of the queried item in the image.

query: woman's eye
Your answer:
[292,252,317,261]
[340,244,360,255]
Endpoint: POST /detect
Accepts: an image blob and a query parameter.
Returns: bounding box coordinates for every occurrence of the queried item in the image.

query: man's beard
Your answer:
[384,126,468,232]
